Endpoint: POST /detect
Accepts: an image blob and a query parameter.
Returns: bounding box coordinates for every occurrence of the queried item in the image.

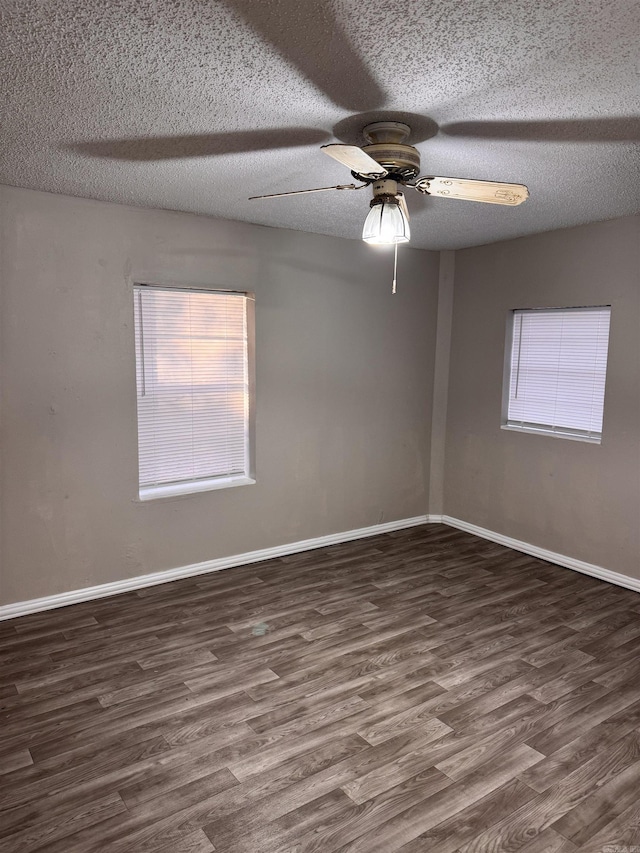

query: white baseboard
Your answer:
[0,515,428,621]
[440,515,640,595]
[3,511,637,622]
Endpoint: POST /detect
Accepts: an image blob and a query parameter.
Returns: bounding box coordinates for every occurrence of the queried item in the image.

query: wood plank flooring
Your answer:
[2,523,640,851]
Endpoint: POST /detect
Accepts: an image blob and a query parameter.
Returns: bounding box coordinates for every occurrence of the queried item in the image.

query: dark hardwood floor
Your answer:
[2,523,640,852]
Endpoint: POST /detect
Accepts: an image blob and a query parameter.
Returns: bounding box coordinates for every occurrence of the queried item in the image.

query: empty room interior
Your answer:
[1,1,640,851]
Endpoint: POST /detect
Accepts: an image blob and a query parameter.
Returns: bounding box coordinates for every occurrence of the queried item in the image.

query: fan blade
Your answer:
[416,177,529,206]
[321,144,388,178]
[397,192,410,222]
[249,183,365,200]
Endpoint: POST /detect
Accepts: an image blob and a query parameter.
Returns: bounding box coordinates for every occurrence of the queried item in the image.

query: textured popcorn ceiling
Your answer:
[0,0,638,249]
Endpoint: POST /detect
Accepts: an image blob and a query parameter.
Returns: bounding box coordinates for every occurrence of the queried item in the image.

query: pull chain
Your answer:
[392,242,398,294]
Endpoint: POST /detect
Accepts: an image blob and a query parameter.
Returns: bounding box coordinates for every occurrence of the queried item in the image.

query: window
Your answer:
[133,285,254,499]
[503,306,611,443]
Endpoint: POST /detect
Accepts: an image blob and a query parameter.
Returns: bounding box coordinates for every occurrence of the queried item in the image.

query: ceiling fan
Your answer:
[249,121,529,246]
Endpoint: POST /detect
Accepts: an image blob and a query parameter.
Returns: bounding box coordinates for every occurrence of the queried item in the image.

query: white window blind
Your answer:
[133,285,252,499]
[505,306,611,442]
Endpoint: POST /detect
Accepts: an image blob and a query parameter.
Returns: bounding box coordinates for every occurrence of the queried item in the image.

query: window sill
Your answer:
[139,475,256,501]
[500,424,601,444]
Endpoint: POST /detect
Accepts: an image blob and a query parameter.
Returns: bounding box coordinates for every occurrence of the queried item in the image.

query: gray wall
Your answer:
[2,185,637,607]
[444,216,640,579]
[0,186,439,605]
[428,250,455,516]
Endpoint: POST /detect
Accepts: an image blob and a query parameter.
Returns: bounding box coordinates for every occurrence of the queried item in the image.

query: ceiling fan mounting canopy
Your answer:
[362,122,412,144]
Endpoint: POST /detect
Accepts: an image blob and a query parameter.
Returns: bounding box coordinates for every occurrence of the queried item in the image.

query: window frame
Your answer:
[501,305,611,444]
[133,283,256,501]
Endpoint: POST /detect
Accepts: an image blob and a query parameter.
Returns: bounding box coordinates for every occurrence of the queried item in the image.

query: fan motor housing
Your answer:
[358,143,420,182]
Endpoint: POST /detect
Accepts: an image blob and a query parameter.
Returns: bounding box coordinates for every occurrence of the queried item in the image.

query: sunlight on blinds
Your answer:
[506,307,611,440]
[134,286,250,495]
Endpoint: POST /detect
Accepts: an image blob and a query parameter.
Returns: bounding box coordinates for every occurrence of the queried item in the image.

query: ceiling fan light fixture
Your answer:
[362,197,410,245]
